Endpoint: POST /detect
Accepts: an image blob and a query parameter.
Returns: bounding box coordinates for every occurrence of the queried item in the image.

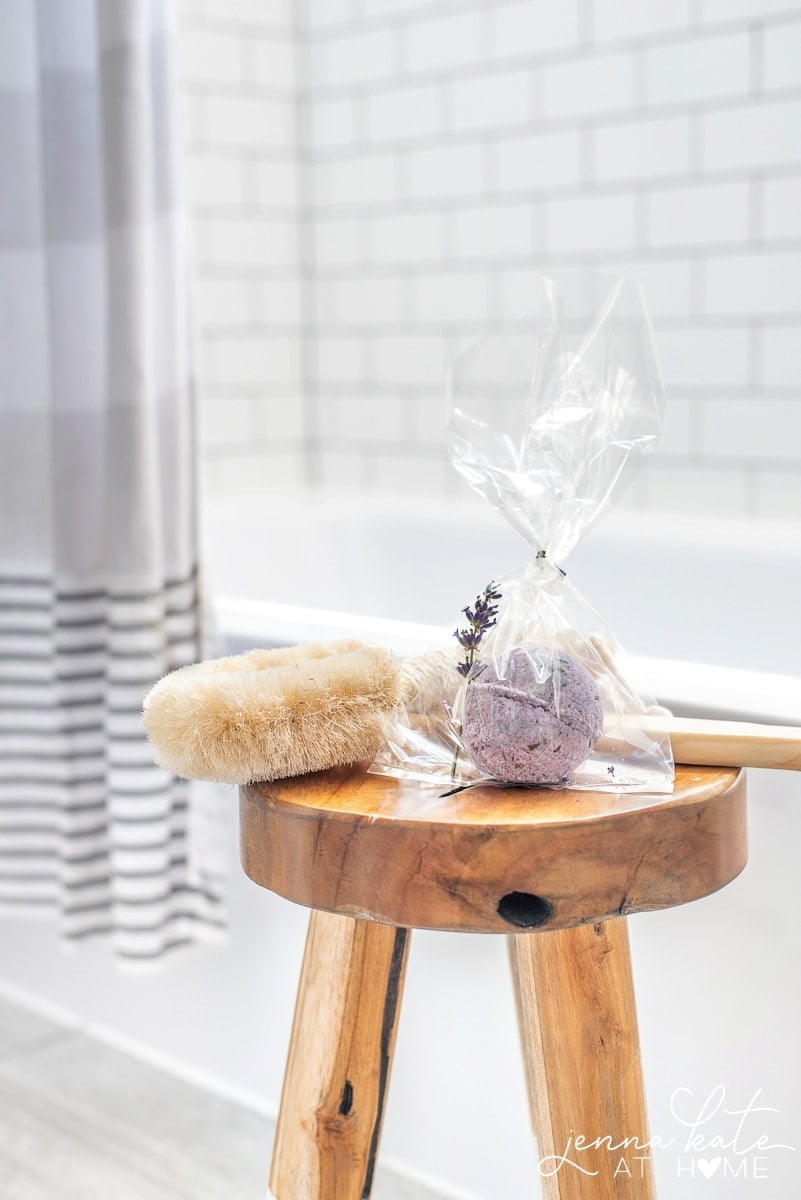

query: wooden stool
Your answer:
[241,764,747,1199]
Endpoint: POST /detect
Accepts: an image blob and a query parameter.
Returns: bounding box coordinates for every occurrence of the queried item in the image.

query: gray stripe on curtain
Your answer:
[0,0,226,961]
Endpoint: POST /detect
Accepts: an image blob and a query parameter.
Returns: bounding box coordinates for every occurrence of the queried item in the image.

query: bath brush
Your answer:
[143,639,400,785]
[629,714,801,772]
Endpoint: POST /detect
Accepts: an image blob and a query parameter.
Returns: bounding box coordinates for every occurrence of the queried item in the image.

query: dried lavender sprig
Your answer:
[451,582,502,778]
[454,581,502,680]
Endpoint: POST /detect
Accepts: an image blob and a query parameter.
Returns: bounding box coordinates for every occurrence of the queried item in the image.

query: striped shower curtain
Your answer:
[0,1,225,961]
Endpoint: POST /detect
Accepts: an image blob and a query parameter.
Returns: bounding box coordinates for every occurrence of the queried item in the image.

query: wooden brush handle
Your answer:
[639,715,801,772]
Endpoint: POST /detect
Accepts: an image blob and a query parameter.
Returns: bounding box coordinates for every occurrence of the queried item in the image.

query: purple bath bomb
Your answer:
[462,647,603,785]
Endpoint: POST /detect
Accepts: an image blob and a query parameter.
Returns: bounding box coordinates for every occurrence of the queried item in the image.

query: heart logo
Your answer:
[697,1157,722,1179]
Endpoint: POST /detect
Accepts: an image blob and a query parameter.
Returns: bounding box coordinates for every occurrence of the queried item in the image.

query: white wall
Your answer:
[180,0,801,521]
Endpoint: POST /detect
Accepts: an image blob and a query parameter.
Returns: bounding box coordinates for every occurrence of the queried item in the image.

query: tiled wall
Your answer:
[178,0,308,493]
[181,0,801,520]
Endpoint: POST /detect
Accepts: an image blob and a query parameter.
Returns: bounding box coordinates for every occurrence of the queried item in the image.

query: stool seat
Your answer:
[240,763,746,933]
[241,764,749,1200]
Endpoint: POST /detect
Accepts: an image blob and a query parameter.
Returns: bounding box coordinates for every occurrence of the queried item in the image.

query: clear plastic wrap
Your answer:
[371,273,674,793]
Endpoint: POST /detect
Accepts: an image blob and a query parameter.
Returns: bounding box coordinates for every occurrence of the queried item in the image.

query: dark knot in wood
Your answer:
[497,891,553,928]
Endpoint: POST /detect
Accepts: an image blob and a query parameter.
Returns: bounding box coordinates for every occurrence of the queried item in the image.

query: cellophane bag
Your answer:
[371,273,674,793]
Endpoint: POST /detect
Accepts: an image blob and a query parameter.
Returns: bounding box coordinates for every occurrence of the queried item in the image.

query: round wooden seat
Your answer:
[241,764,749,1200]
[240,763,746,934]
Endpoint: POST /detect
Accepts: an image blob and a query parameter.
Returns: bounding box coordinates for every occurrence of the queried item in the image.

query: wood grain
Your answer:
[269,910,409,1200]
[241,765,747,933]
[509,919,655,1200]
[643,715,801,771]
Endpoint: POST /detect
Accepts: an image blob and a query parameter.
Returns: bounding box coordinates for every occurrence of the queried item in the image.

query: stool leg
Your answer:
[509,919,656,1199]
[270,910,410,1200]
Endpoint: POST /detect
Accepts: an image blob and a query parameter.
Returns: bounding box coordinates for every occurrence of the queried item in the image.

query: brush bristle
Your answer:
[142,639,401,784]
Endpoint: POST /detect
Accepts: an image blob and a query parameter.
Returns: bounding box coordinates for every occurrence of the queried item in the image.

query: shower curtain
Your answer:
[0,1,226,961]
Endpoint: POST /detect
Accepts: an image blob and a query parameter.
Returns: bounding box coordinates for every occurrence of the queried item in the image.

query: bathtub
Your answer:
[0,492,799,1200]
[208,492,801,721]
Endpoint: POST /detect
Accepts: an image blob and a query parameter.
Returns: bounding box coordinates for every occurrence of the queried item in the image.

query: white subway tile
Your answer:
[649,180,750,247]
[493,0,579,58]
[203,216,298,268]
[263,336,303,385]
[314,153,398,207]
[199,336,218,389]
[764,174,801,241]
[753,470,801,519]
[366,84,442,142]
[646,31,750,106]
[448,69,533,133]
[317,276,406,324]
[318,394,406,441]
[180,92,208,144]
[316,336,366,383]
[368,211,444,265]
[413,270,492,323]
[764,19,801,92]
[374,336,447,385]
[705,252,801,315]
[454,202,534,258]
[593,0,690,43]
[372,449,451,492]
[594,114,690,181]
[411,393,451,447]
[256,277,303,324]
[496,128,581,190]
[321,28,395,87]
[407,142,485,200]
[701,0,797,22]
[547,192,638,253]
[256,157,299,208]
[187,153,246,206]
[612,258,694,318]
[306,0,355,31]
[658,394,692,454]
[206,0,293,27]
[316,449,369,489]
[183,0,801,502]
[644,462,748,517]
[253,393,305,440]
[176,0,205,24]
[241,32,295,90]
[209,447,307,496]
[501,267,547,317]
[656,327,749,388]
[359,0,431,16]
[200,396,253,450]
[179,28,243,86]
[544,52,634,119]
[704,99,801,171]
[191,215,218,267]
[196,276,252,327]
[407,9,483,73]
[314,216,362,267]
[206,94,293,148]
[762,326,801,388]
[704,397,801,461]
[309,96,357,149]
[208,335,301,387]
[308,39,330,87]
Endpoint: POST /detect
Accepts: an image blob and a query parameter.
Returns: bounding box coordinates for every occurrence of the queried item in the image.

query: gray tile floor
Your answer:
[0,995,441,1200]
